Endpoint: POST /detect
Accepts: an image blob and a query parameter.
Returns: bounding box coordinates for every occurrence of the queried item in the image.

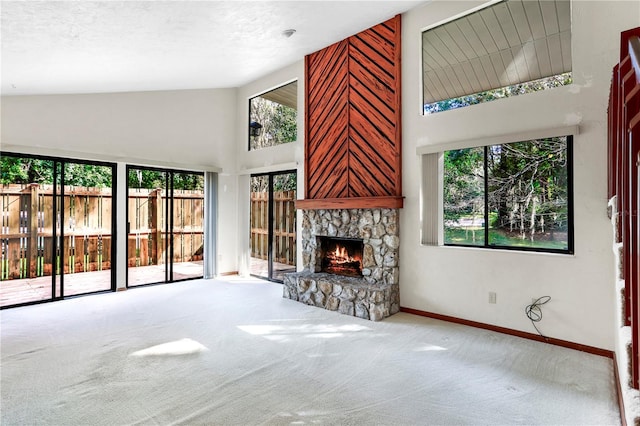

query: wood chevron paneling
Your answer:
[303,15,402,208]
[305,40,349,200]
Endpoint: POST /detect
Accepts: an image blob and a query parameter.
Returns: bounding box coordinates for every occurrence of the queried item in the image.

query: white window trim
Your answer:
[416,125,579,156]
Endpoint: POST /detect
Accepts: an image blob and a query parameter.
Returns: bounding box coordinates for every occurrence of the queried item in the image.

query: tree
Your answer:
[249,97,297,150]
[1,156,112,187]
[64,163,112,187]
[444,137,569,248]
[425,72,572,114]
[250,173,296,193]
[443,148,484,242]
[487,138,568,242]
[127,170,203,191]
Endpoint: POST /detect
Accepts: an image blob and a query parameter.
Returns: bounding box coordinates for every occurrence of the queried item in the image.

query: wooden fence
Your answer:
[0,184,204,281]
[250,190,296,266]
[0,184,113,280]
[127,188,204,267]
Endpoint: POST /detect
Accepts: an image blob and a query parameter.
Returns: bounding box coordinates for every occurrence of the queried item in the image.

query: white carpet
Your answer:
[1,276,620,425]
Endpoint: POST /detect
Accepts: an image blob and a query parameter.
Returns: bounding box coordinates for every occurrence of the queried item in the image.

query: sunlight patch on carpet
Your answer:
[413,344,448,352]
[238,323,371,342]
[130,338,209,357]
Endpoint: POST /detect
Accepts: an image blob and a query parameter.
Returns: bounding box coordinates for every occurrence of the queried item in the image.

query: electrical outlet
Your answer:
[489,292,497,304]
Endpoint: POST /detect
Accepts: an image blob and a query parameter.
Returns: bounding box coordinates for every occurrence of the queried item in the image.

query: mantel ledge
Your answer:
[295,196,404,210]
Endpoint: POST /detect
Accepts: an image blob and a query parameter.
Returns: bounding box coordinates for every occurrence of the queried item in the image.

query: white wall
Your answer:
[1,88,240,277]
[401,0,640,349]
[235,61,305,276]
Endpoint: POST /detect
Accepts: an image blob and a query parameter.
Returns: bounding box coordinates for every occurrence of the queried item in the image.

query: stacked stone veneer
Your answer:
[283,208,400,321]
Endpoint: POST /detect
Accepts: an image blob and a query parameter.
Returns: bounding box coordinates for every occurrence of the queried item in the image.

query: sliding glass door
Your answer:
[126,167,204,287]
[0,153,115,308]
[250,171,296,282]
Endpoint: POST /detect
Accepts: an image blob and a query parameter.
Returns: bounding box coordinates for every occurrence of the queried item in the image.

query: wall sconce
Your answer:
[249,121,263,137]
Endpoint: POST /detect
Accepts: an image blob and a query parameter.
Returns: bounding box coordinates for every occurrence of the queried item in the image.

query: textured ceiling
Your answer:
[1,1,424,95]
[422,0,571,104]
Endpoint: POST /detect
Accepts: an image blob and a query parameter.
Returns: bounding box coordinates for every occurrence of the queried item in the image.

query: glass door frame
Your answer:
[125,165,204,288]
[250,169,296,283]
[0,152,117,309]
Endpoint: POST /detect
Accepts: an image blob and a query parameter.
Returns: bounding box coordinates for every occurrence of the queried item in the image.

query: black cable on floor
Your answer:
[525,296,551,341]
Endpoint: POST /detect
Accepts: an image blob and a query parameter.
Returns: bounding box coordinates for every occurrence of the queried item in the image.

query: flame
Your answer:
[330,244,357,264]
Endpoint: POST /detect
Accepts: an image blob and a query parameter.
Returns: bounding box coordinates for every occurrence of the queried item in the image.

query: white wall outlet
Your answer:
[489,292,497,304]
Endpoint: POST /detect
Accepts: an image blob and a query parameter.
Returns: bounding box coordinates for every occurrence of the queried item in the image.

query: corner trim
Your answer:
[613,354,628,426]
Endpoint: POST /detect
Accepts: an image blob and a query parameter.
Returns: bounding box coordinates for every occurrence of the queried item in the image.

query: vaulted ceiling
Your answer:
[1,1,423,96]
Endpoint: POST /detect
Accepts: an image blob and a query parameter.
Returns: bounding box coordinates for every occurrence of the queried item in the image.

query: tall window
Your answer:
[422,0,572,114]
[443,136,573,253]
[249,171,297,282]
[249,81,297,150]
[0,153,116,308]
[126,167,204,287]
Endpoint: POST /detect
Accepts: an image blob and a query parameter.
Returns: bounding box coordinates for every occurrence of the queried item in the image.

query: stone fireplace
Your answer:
[288,15,403,321]
[283,208,399,321]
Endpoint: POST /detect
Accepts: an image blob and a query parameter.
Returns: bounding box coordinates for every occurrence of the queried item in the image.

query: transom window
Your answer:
[248,81,297,151]
[422,0,572,114]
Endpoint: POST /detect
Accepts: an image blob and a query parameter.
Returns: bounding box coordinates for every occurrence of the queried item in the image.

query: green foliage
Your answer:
[443,137,570,250]
[1,156,112,187]
[0,157,204,191]
[249,96,297,150]
[488,138,568,238]
[64,163,112,187]
[273,173,296,192]
[1,156,52,184]
[129,169,164,189]
[272,104,297,144]
[425,72,572,114]
[251,173,296,193]
[128,169,203,190]
[443,148,484,222]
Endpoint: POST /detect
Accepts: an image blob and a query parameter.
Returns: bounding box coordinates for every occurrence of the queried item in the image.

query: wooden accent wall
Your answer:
[299,15,402,210]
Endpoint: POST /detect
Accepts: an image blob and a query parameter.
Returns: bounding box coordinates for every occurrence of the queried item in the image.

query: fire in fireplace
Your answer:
[318,237,363,277]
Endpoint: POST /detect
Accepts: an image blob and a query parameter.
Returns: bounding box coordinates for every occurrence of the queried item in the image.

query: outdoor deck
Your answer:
[250,257,296,281]
[0,261,204,308]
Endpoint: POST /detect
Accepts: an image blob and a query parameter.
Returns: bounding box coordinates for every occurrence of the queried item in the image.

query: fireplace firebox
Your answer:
[317,236,363,277]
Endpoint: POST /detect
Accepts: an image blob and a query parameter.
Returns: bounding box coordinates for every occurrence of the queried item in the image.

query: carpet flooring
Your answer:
[0,276,621,425]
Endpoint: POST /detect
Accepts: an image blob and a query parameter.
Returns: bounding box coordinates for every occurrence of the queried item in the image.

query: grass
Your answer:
[445,227,568,250]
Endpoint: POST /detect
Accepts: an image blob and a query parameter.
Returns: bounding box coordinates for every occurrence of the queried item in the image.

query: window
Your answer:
[442,136,573,253]
[249,171,297,282]
[248,81,297,150]
[0,152,117,307]
[126,166,205,287]
[422,0,572,114]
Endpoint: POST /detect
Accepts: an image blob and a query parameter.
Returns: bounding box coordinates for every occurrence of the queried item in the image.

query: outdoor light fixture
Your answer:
[249,121,263,137]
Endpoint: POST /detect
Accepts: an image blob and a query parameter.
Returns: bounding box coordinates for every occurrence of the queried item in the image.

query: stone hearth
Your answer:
[283,208,400,321]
